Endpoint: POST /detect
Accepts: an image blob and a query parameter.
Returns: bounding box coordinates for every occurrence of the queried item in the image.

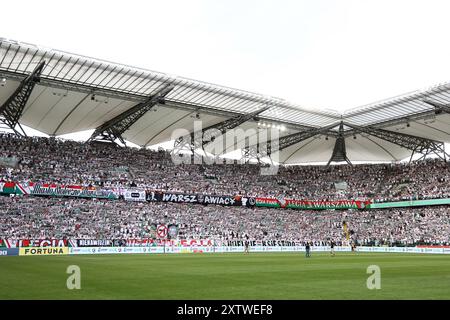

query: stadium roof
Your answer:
[1,38,449,164]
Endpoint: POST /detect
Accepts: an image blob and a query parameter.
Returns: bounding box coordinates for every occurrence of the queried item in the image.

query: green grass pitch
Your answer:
[1,252,450,299]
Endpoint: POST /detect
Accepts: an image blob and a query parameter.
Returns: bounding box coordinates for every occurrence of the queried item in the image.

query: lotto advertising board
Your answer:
[356,246,450,254]
[4,245,450,257]
[69,247,165,255]
[0,248,20,256]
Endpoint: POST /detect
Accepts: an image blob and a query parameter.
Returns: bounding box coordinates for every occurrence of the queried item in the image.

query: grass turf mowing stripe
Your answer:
[0,253,449,299]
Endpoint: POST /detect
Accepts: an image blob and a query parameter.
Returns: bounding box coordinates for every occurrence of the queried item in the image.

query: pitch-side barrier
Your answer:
[3,246,450,257]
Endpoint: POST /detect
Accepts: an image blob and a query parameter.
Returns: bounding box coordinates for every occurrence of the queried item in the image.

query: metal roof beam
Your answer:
[343,122,449,162]
[0,70,306,128]
[88,84,174,145]
[241,122,340,162]
[0,60,45,136]
[173,106,271,154]
[275,122,340,152]
[201,106,270,146]
[423,99,450,115]
[345,109,438,131]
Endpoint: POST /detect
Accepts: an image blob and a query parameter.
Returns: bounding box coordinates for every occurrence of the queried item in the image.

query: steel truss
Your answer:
[0,61,45,136]
[88,84,173,145]
[241,145,263,164]
[423,99,450,115]
[172,106,269,156]
[254,122,340,160]
[344,122,449,162]
[277,123,339,152]
[327,122,352,166]
[235,122,340,164]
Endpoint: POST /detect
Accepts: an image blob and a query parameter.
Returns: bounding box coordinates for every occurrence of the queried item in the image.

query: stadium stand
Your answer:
[1,133,449,201]
[0,133,449,246]
[0,39,449,248]
[1,197,449,246]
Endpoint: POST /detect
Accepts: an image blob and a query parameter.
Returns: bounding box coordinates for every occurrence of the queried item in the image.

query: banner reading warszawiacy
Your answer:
[146,191,243,206]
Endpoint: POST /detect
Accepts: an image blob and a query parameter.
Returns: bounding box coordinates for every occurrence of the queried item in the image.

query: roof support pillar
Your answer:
[241,146,261,164]
[327,121,352,166]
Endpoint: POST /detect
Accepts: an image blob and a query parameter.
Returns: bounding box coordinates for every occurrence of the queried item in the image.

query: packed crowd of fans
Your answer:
[1,133,449,246]
[1,133,449,201]
[1,196,449,246]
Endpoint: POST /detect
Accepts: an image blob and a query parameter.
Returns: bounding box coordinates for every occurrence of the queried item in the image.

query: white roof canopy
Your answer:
[1,38,449,164]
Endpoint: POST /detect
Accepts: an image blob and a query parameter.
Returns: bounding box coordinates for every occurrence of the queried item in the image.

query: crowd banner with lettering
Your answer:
[254,197,370,210]
[127,237,215,248]
[4,181,449,211]
[254,197,283,208]
[0,238,217,249]
[200,194,242,206]
[286,199,371,210]
[147,191,199,203]
[28,183,119,199]
[123,189,146,202]
[146,191,243,206]
[0,239,77,248]
[224,240,302,247]
[76,240,123,247]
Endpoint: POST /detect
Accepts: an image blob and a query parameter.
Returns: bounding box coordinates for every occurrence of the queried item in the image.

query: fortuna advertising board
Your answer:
[19,247,69,256]
[4,246,450,257]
